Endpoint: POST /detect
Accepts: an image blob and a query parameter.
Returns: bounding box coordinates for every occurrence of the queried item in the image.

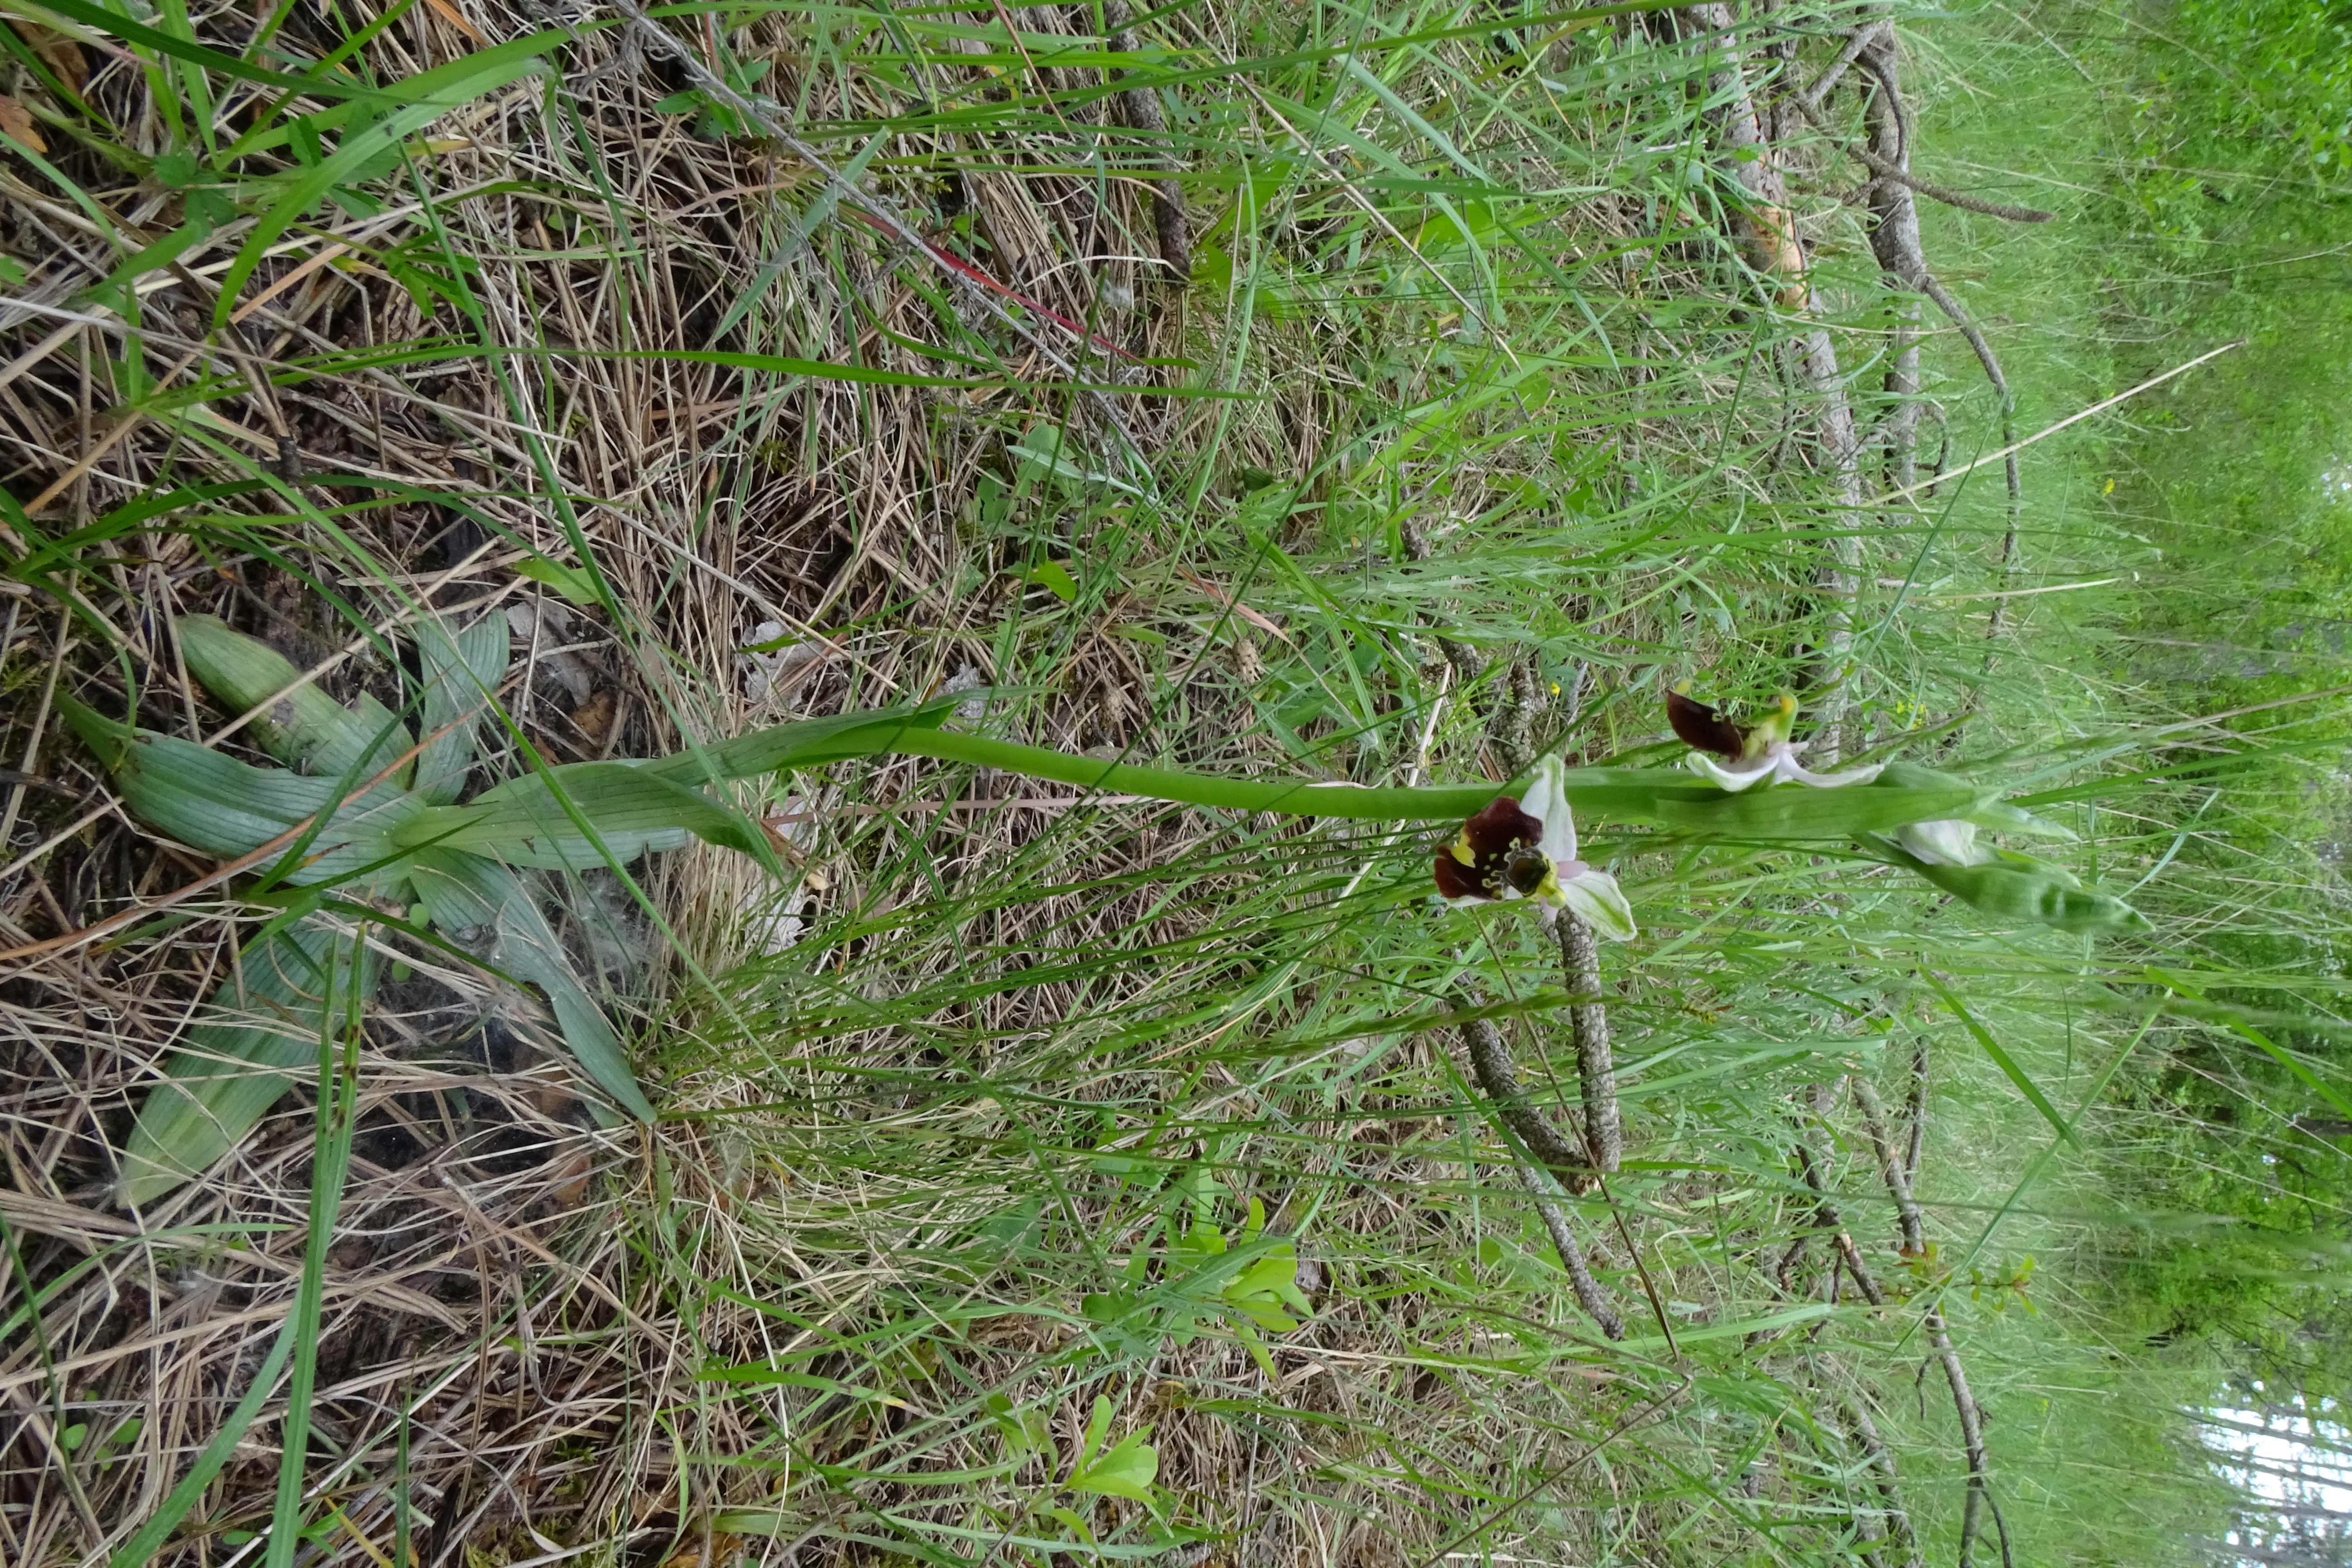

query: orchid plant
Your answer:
[74,633,2147,1204]
[1654,687,2148,936]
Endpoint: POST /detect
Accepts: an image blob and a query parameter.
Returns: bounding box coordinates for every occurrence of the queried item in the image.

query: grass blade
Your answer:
[1927,972,2077,1145]
[262,926,365,1568]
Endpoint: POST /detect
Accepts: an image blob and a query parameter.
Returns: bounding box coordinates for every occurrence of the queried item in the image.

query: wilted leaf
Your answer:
[0,93,44,153]
[6,20,87,89]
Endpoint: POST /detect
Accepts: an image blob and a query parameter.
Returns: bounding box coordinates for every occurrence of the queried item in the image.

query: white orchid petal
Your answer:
[1777,756,1886,788]
[1686,752,1777,792]
[1524,755,1578,864]
[1552,867,1637,942]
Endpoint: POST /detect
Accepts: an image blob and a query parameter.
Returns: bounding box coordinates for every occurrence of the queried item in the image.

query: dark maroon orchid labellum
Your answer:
[1430,758,1637,937]
[1666,687,1748,762]
[1433,795,1546,902]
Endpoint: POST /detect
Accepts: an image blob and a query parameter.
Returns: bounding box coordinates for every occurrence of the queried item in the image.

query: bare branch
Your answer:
[1099,0,1191,279]
[1553,911,1621,1174]
[1854,1079,2015,1568]
[1793,80,2054,223]
[1799,19,1889,108]
[1462,1016,1596,1195]
[1518,1162,1627,1341]
[1680,3,1866,759]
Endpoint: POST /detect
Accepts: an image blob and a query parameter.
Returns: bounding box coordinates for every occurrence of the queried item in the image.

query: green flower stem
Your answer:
[892,729,1522,820]
[801,726,1977,837]
[887,732,1981,838]
[611,705,1979,836]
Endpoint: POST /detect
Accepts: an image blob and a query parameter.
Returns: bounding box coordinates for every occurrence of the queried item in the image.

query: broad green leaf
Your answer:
[1024,559,1079,602]
[99,724,421,885]
[411,614,507,806]
[513,557,602,606]
[119,921,374,1205]
[1073,1394,1112,1475]
[404,848,654,1119]
[1066,1403,1159,1506]
[177,614,412,786]
[394,762,741,871]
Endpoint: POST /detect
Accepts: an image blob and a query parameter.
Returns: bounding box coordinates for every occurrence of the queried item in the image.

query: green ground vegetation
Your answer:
[0,0,2345,1563]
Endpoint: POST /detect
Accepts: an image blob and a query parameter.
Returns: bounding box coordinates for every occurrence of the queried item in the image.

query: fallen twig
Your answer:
[1903,1036,1928,1186]
[1100,0,1191,280]
[1831,24,2027,733]
[1398,514,1487,695]
[1798,19,1887,108]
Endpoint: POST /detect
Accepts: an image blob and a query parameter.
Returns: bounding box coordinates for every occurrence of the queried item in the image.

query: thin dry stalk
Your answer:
[1681,3,1866,760]
[1853,1078,2014,1568]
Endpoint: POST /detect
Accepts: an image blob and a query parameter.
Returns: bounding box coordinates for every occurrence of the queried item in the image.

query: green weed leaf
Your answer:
[1065,1398,1159,1506]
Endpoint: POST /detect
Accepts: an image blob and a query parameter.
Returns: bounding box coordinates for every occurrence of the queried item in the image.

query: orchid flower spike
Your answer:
[1433,756,1637,940]
[1666,686,1885,792]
